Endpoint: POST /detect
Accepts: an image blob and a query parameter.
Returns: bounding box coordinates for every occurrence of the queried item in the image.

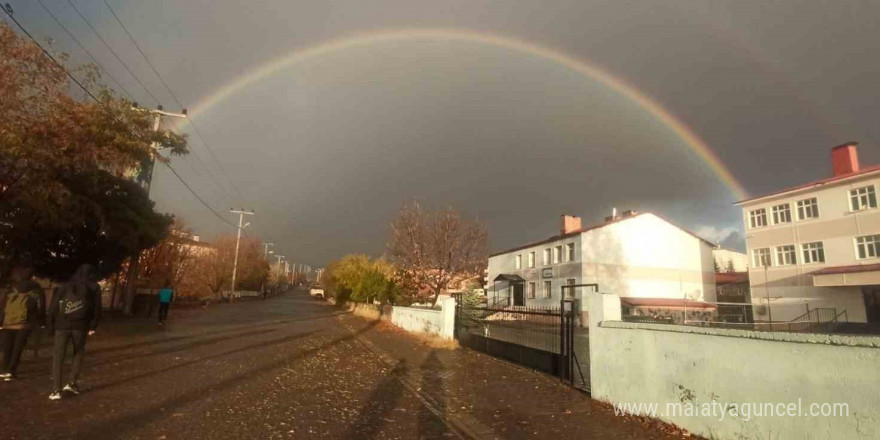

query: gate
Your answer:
[454,295,590,392]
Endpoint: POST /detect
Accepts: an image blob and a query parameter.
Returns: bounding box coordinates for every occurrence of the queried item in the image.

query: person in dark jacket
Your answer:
[0,265,46,381]
[47,264,100,400]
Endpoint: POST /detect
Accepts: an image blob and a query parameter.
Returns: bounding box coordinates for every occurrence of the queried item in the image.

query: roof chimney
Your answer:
[621,209,638,218]
[560,214,582,235]
[832,142,859,177]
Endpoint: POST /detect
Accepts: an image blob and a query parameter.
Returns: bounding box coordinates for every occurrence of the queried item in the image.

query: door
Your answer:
[863,286,880,323]
[513,283,525,306]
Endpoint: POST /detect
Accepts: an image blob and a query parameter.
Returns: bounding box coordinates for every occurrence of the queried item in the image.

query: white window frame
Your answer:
[528,252,535,268]
[796,198,819,220]
[553,246,562,264]
[515,254,522,269]
[775,245,796,266]
[565,243,575,262]
[543,280,552,298]
[751,248,771,268]
[771,203,791,225]
[801,242,825,264]
[850,185,877,211]
[749,208,768,229]
[855,234,880,260]
[527,282,536,299]
[564,278,576,298]
[542,248,551,266]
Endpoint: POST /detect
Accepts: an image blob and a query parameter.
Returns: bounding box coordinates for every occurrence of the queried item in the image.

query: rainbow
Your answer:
[190,28,747,199]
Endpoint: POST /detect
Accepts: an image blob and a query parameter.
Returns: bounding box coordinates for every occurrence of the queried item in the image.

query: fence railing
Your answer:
[456,304,562,353]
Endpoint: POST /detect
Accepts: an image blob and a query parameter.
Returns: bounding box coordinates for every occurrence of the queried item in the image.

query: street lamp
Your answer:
[230,209,254,301]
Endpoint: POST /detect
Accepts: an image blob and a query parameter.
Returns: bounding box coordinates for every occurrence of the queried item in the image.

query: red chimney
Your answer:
[560,215,582,235]
[832,142,859,177]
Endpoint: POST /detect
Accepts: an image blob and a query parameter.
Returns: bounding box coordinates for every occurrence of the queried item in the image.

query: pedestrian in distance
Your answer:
[157,281,174,325]
[0,264,46,381]
[47,264,100,400]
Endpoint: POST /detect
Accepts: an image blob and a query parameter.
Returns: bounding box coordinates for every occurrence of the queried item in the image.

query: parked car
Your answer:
[309,285,325,299]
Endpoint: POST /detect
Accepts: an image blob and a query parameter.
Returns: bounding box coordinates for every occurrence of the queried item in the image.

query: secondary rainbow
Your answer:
[190,28,747,199]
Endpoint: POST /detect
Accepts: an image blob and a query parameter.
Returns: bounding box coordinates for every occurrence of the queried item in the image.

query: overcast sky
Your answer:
[10,0,880,265]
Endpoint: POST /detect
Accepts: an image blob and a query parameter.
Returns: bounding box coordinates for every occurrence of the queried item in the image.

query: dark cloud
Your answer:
[20,0,880,265]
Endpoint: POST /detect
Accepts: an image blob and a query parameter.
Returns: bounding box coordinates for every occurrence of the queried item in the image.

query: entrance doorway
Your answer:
[513,283,525,306]
[863,286,880,323]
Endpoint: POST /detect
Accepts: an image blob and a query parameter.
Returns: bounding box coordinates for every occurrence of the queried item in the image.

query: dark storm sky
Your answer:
[11,0,880,265]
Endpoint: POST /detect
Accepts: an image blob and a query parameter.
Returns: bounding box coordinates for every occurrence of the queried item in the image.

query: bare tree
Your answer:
[192,235,267,299]
[389,201,487,306]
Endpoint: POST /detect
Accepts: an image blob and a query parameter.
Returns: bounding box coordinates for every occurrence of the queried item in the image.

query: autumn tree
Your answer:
[388,201,488,306]
[0,23,187,281]
[192,235,268,299]
[137,221,199,288]
[323,255,399,304]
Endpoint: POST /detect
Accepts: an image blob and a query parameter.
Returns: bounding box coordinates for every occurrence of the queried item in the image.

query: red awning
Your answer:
[621,298,717,309]
[811,263,880,276]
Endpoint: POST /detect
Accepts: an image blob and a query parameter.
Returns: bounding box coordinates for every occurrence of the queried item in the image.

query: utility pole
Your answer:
[123,105,186,315]
[263,242,275,260]
[273,255,285,285]
[230,209,255,302]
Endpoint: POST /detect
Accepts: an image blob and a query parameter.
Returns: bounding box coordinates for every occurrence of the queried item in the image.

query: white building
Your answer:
[735,142,880,324]
[712,247,749,272]
[487,211,716,323]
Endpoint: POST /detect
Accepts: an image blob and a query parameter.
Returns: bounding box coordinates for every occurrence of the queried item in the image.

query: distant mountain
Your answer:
[719,230,746,253]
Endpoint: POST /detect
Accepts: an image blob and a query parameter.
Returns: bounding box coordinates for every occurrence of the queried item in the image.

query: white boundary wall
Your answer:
[588,292,880,440]
[349,297,456,339]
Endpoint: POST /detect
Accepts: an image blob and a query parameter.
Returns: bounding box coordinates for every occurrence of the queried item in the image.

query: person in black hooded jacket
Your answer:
[47,264,100,400]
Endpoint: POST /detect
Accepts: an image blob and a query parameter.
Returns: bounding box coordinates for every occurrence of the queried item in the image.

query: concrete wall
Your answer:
[348,298,456,339]
[588,292,880,440]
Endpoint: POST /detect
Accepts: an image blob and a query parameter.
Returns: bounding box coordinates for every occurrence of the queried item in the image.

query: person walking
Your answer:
[157,282,174,325]
[47,264,100,400]
[0,265,46,381]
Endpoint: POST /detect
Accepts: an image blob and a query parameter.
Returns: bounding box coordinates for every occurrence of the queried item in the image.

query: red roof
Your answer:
[735,164,880,205]
[715,272,749,285]
[811,263,880,276]
[621,298,717,309]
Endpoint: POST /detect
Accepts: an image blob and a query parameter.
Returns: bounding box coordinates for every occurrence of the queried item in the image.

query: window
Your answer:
[749,208,767,228]
[771,204,791,224]
[528,252,535,268]
[850,186,877,211]
[775,245,796,266]
[542,248,551,265]
[565,278,576,298]
[802,242,825,264]
[797,198,819,220]
[527,282,536,299]
[751,248,771,268]
[553,246,562,264]
[565,243,575,262]
[543,280,552,298]
[515,254,522,269]
[856,234,880,259]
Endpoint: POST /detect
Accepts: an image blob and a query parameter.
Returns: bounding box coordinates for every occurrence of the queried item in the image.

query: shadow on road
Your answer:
[72,319,381,440]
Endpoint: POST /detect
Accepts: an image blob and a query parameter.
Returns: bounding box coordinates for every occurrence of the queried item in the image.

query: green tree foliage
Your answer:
[323,255,400,304]
[0,23,187,280]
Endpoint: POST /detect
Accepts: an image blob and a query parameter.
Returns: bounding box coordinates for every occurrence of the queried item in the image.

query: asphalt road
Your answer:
[1,289,689,440]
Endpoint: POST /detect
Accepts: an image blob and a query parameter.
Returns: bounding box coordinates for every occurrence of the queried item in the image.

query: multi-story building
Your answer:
[487,211,716,324]
[712,247,749,272]
[735,142,880,324]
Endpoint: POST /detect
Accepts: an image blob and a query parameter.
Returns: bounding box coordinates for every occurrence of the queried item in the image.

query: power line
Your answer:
[2,4,237,231]
[162,161,237,228]
[2,3,99,103]
[65,0,161,106]
[35,0,134,101]
[100,0,251,207]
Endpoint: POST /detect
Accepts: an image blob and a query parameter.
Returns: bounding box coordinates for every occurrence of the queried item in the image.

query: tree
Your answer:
[726,259,736,273]
[323,254,399,305]
[0,23,187,281]
[192,235,268,300]
[137,221,199,288]
[714,258,722,273]
[388,200,488,306]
